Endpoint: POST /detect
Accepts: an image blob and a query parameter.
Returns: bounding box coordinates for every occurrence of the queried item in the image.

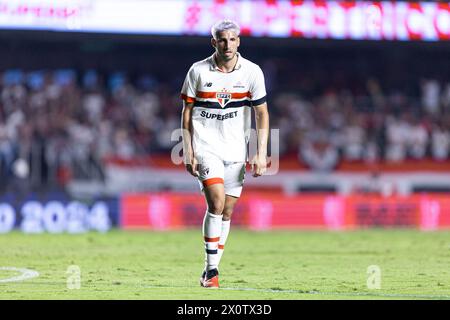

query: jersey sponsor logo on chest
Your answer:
[216,91,232,108]
[233,81,245,88]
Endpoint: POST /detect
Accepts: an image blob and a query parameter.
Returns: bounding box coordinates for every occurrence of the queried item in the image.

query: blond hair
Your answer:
[211,19,240,39]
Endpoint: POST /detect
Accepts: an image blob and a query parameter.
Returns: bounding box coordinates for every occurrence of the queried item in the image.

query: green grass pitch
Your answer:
[1,229,449,300]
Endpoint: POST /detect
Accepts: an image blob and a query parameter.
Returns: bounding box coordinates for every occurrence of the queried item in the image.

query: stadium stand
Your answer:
[1,32,450,195]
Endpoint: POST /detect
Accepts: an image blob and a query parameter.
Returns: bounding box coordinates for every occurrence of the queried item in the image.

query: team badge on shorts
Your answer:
[216,92,231,108]
[199,165,210,177]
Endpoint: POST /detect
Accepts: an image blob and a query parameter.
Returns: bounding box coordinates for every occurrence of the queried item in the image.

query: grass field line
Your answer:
[1,282,449,299]
[0,267,40,284]
[140,284,450,300]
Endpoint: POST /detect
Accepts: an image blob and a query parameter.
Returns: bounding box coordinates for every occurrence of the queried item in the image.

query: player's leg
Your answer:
[217,162,245,268]
[197,156,225,287]
[217,194,239,265]
[203,182,225,270]
[222,195,239,221]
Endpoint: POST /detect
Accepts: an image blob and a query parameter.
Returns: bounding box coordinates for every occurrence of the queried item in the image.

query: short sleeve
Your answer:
[180,66,197,103]
[249,65,267,106]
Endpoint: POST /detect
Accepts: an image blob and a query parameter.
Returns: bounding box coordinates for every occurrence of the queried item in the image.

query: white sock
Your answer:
[217,219,231,267]
[202,211,222,271]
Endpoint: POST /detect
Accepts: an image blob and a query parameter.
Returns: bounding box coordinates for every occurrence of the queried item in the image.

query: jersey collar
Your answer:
[209,52,242,72]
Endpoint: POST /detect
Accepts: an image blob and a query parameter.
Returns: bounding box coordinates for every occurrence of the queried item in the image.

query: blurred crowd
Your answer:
[274,77,450,171]
[0,69,182,191]
[1,64,450,191]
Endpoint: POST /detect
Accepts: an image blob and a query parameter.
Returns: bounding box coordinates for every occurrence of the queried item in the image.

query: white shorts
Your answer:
[197,155,246,198]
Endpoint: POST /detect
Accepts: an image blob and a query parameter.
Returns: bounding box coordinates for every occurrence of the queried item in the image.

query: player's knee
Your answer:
[222,211,232,221]
[208,199,225,215]
[222,207,233,220]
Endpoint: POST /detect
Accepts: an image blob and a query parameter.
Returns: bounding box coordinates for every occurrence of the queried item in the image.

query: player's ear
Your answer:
[237,36,240,48]
[211,38,216,48]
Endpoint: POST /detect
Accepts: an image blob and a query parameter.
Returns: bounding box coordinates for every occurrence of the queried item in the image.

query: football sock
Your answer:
[202,211,223,271]
[217,219,231,267]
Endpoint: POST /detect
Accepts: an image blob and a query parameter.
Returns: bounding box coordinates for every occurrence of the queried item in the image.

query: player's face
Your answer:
[212,30,240,61]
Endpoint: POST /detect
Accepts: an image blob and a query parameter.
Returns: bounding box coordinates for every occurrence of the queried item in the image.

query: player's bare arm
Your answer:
[181,101,198,177]
[252,102,270,177]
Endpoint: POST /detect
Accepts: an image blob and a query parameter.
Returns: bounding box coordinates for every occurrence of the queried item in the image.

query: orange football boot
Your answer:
[201,269,219,288]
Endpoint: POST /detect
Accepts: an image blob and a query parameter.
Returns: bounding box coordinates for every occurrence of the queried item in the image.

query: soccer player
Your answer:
[180,19,270,288]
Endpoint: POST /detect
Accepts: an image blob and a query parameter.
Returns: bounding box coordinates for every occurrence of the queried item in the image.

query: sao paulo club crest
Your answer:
[216,91,232,108]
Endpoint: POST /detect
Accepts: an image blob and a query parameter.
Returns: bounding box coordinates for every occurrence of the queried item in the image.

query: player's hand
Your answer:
[185,156,199,177]
[251,154,267,177]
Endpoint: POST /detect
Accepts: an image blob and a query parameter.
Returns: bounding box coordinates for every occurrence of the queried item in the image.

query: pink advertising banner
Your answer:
[120,193,450,231]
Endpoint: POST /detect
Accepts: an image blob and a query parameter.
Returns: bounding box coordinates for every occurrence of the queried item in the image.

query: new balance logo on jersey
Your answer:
[216,92,231,108]
[204,82,213,87]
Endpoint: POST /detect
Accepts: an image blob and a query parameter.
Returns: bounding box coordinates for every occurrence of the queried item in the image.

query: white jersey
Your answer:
[181,53,267,162]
